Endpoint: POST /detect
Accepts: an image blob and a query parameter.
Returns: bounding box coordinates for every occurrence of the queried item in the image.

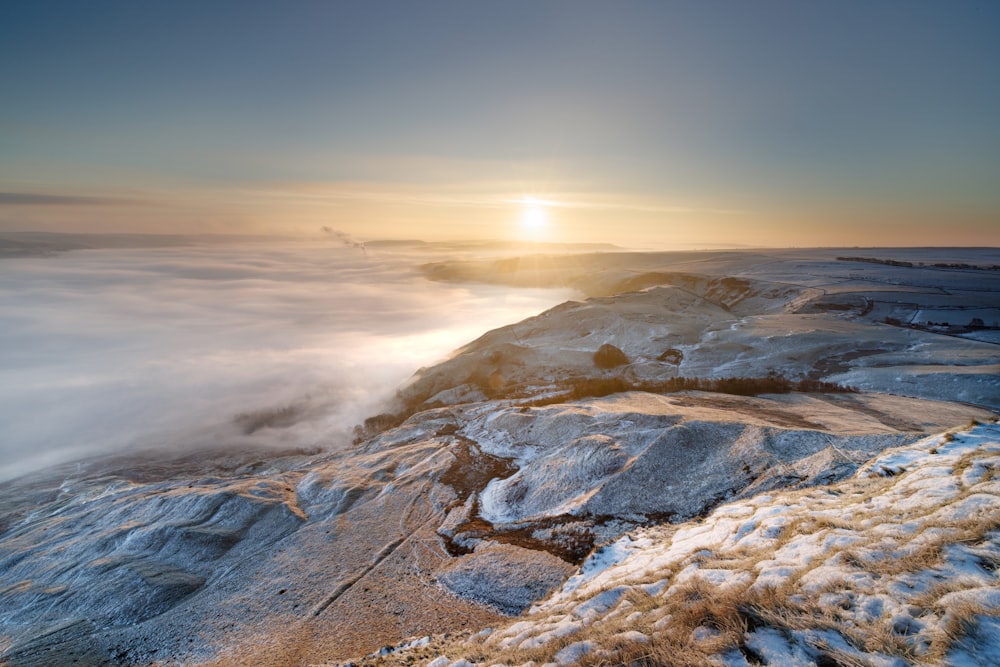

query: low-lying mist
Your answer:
[0,241,576,481]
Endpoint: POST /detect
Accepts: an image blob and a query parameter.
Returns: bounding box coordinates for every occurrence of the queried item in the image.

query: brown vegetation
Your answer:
[530,374,854,407]
[593,343,630,369]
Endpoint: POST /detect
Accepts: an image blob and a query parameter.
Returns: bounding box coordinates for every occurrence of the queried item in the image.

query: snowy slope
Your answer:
[1,248,997,666]
[357,421,1000,667]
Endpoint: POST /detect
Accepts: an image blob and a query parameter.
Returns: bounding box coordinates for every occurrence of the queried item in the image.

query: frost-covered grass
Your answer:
[336,421,1000,667]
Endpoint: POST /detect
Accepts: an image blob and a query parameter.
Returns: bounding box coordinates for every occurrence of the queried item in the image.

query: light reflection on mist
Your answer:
[0,243,576,481]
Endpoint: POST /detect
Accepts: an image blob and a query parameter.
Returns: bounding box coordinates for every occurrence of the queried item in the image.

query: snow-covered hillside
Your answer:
[0,248,996,666]
[336,422,1000,667]
[406,251,1000,414]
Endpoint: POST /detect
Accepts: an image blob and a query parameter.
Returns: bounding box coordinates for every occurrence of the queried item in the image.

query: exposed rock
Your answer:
[657,347,683,364]
[436,542,575,615]
[463,391,988,527]
[460,423,1000,667]
[2,248,997,665]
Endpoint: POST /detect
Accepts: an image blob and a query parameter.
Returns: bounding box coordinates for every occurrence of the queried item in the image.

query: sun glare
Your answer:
[518,196,549,239]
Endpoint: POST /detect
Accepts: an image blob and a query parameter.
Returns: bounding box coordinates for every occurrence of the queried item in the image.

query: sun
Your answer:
[518,196,550,239]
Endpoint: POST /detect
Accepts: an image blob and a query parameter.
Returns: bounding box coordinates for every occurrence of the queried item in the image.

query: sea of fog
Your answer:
[0,242,576,481]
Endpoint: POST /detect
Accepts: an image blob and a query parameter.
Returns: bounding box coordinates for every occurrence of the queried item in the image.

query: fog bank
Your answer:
[0,242,575,480]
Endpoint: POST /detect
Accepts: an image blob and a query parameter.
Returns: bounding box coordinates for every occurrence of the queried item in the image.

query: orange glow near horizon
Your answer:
[3,180,999,249]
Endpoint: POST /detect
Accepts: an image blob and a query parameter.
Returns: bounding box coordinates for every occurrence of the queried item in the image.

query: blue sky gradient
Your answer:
[2,1,998,245]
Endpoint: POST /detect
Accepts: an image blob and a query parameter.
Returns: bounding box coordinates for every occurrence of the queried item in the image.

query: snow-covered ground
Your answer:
[404,249,1000,413]
[0,247,997,666]
[363,421,1000,667]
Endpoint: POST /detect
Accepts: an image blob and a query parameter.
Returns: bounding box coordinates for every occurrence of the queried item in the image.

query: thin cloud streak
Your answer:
[516,198,752,217]
[250,182,753,217]
[0,192,139,206]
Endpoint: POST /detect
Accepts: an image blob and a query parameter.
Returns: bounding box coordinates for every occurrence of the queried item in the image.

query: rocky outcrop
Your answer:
[453,422,1000,667]
[436,542,574,615]
[1,249,997,665]
[344,422,1000,667]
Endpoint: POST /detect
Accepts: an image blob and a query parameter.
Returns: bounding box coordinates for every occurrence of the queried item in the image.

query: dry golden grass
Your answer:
[952,449,979,478]
[918,598,997,662]
[795,514,859,533]
[323,425,1000,667]
[862,618,919,661]
[855,540,946,577]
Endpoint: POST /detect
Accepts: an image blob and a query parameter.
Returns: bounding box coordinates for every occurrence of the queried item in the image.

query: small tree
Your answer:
[593,343,629,369]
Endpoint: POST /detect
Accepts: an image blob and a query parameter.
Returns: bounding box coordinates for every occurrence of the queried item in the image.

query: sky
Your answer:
[1,1,998,248]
